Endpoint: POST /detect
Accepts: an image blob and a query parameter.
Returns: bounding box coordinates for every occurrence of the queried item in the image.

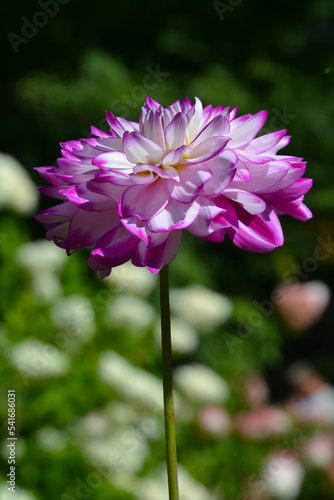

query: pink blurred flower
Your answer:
[304,434,334,470]
[35,97,312,277]
[236,406,292,439]
[275,281,330,330]
[245,375,270,407]
[196,405,231,438]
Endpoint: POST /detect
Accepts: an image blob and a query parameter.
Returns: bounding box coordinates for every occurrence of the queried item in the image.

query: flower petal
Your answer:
[190,115,229,149]
[92,151,134,171]
[186,97,203,143]
[227,206,284,252]
[66,208,119,254]
[147,199,201,232]
[123,131,164,164]
[186,136,230,163]
[202,150,237,196]
[165,113,189,150]
[169,165,212,203]
[120,180,169,221]
[132,230,183,273]
[224,189,267,215]
[229,111,268,148]
[244,129,287,154]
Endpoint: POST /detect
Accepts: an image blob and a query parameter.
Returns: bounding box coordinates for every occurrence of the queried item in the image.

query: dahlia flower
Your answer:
[35,97,312,277]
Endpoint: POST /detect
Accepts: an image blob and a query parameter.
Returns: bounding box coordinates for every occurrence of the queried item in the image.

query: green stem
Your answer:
[160,265,179,500]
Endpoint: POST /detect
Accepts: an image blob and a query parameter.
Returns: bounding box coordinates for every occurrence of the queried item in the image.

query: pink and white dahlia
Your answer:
[35,97,312,277]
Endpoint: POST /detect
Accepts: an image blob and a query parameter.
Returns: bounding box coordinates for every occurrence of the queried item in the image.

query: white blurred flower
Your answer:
[16,240,67,273]
[262,452,305,500]
[104,294,155,334]
[29,272,63,303]
[82,432,149,474]
[170,285,233,332]
[104,261,157,297]
[106,402,141,426]
[8,338,70,382]
[0,153,38,215]
[135,463,217,500]
[35,426,68,452]
[173,364,229,404]
[15,240,67,302]
[98,351,182,411]
[70,411,110,438]
[0,484,37,500]
[50,294,95,348]
[154,317,199,356]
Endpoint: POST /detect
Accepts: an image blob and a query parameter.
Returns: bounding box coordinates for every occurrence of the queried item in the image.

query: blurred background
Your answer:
[1,0,334,498]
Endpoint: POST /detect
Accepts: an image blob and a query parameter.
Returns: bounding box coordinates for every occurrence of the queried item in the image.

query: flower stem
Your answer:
[160,265,179,500]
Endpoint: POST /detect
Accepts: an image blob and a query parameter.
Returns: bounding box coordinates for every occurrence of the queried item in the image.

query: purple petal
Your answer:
[186,198,226,239]
[190,115,229,149]
[229,111,268,148]
[271,199,313,221]
[147,199,201,232]
[132,230,182,273]
[224,189,267,215]
[229,162,290,192]
[227,206,284,252]
[186,97,203,143]
[202,150,237,196]
[258,162,306,193]
[123,131,164,164]
[90,224,139,264]
[60,185,117,211]
[187,136,230,163]
[244,129,287,154]
[66,208,119,254]
[169,164,212,203]
[133,164,180,181]
[263,178,313,203]
[165,113,189,150]
[92,151,134,171]
[120,180,169,221]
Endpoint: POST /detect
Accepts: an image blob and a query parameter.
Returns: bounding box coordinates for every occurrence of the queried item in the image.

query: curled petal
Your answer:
[123,131,164,164]
[170,164,212,203]
[132,230,183,273]
[224,189,267,215]
[147,199,201,232]
[227,206,284,252]
[190,115,229,149]
[92,151,134,171]
[229,111,268,148]
[165,113,189,150]
[120,180,169,221]
[186,136,230,163]
[202,150,237,196]
[66,208,119,254]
